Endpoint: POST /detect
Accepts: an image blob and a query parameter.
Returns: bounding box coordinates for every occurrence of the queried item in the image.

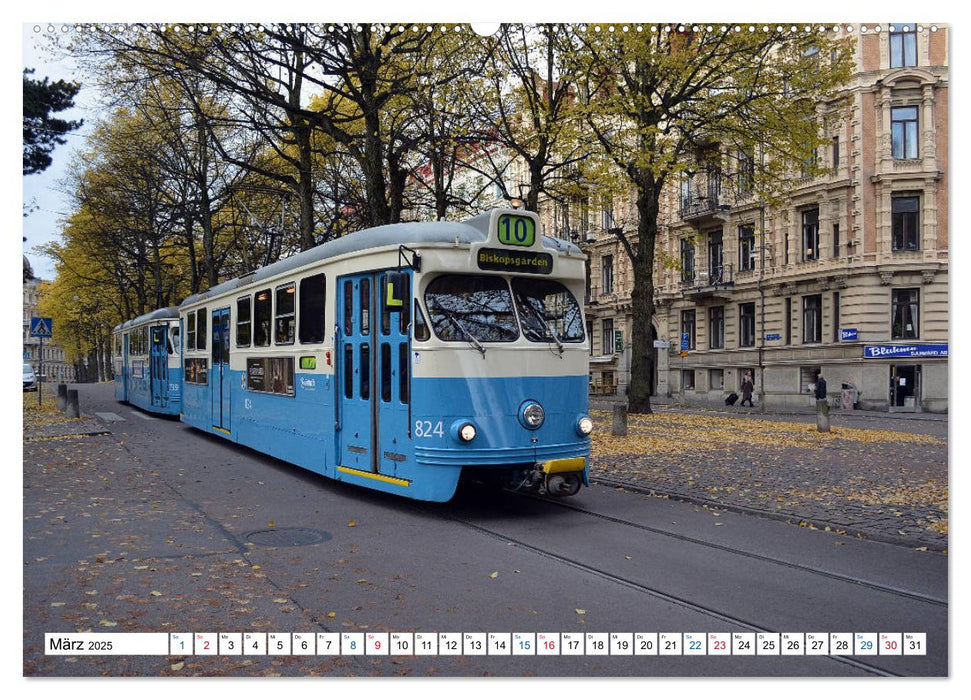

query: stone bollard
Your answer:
[56,384,68,412]
[612,403,628,437]
[816,399,830,433]
[66,389,80,418]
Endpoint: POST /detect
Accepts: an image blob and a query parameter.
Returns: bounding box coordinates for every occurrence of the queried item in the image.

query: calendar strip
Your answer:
[45,632,926,656]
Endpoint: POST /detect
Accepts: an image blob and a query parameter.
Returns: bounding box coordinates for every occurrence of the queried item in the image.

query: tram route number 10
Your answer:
[415,420,444,438]
[497,214,536,247]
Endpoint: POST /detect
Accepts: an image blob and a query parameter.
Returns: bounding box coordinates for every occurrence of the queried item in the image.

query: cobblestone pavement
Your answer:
[588,407,948,552]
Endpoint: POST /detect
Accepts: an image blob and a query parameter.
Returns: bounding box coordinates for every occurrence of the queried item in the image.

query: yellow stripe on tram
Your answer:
[337,466,411,487]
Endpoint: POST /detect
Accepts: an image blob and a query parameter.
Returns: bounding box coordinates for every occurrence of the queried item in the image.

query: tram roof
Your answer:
[180,211,581,308]
[113,306,180,333]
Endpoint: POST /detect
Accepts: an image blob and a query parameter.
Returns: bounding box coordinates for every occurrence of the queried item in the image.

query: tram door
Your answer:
[337,271,412,475]
[149,325,169,408]
[122,333,130,402]
[211,308,232,432]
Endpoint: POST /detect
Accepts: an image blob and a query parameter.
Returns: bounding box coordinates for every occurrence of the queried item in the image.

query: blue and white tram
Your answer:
[113,307,182,415]
[129,209,592,501]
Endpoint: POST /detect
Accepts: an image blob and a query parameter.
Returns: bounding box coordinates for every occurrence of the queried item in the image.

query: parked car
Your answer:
[23,363,37,392]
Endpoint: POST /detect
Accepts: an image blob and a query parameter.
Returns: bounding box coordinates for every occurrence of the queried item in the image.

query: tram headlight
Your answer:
[450,420,478,443]
[576,415,594,436]
[519,401,545,430]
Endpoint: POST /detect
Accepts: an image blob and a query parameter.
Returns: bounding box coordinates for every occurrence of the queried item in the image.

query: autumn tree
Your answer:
[59,108,195,316]
[469,24,591,214]
[568,25,853,413]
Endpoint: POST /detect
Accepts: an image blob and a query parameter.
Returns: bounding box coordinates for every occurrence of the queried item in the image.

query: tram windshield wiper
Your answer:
[516,295,564,355]
[535,310,565,355]
[442,309,486,357]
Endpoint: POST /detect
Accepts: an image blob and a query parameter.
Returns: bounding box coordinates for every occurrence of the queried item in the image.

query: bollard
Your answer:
[56,384,68,412]
[612,403,628,437]
[66,389,80,418]
[816,399,830,433]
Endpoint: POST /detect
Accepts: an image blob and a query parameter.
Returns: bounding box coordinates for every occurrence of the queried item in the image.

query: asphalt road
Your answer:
[23,382,948,678]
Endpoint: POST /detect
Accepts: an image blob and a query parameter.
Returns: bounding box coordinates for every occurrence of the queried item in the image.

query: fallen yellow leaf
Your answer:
[489,572,498,579]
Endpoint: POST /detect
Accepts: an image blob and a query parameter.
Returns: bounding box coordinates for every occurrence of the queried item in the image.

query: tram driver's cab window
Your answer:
[424,274,519,343]
[511,278,585,343]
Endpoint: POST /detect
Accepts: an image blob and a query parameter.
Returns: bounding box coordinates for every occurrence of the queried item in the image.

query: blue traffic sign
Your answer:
[30,317,53,338]
[680,332,690,351]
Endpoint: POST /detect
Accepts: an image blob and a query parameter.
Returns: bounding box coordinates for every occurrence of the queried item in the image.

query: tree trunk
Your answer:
[296,121,316,250]
[627,175,660,414]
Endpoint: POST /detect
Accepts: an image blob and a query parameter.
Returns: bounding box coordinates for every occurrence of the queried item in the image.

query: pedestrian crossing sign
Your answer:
[30,316,53,338]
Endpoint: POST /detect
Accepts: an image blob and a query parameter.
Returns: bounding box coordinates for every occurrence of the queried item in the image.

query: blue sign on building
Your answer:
[680,332,690,351]
[864,344,948,359]
[840,328,858,341]
[765,333,781,342]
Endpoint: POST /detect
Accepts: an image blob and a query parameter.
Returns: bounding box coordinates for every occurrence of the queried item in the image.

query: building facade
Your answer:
[568,25,948,412]
[23,257,77,385]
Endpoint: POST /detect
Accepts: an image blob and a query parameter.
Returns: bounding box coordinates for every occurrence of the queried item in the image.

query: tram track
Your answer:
[518,485,948,609]
[420,502,903,677]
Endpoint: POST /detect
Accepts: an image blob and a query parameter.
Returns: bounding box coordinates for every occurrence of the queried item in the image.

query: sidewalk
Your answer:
[587,406,948,552]
[591,394,948,423]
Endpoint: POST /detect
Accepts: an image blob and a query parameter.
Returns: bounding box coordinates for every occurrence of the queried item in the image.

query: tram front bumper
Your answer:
[540,457,586,475]
[538,457,588,496]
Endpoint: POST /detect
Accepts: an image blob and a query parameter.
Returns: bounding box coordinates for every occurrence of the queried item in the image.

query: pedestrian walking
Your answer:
[815,373,827,401]
[740,372,754,407]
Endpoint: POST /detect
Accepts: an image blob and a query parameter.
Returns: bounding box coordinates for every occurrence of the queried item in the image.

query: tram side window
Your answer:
[237,296,252,347]
[343,281,354,335]
[360,278,371,335]
[275,283,296,345]
[399,342,409,404]
[197,308,208,350]
[381,274,411,336]
[187,313,196,350]
[360,345,370,399]
[414,300,430,341]
[299,273,326,344]
[168,327,178,355]
[254,290,271,347]
[381,343,391,402]
[344,344,354,399]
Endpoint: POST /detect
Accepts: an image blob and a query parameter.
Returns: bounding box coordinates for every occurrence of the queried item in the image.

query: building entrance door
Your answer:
[890,364,921,411]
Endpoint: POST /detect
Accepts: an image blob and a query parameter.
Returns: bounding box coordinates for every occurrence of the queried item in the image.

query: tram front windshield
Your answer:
[424,274,584,345]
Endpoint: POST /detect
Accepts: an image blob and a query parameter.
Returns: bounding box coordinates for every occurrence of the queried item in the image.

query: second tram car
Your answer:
[113,307,182,415]
[114,209,592,502]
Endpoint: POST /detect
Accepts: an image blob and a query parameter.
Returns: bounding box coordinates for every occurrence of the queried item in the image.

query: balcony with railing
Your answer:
[679,168,731,223]
[680,263,735,299]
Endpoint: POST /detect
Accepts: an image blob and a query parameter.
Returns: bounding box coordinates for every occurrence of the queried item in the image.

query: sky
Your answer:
[22,23,97,281]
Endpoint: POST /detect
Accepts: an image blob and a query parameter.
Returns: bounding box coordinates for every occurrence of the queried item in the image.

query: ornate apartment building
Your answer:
[568,25,948,412]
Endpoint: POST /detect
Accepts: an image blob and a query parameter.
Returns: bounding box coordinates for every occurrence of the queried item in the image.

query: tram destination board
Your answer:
[476,247,553,275]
